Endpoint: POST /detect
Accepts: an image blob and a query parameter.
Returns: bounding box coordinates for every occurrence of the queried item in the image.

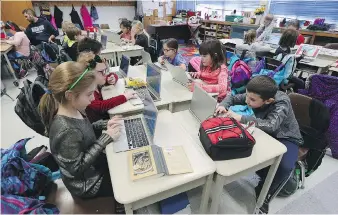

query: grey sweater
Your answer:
[49,115,112,198]
[220,91,303,146]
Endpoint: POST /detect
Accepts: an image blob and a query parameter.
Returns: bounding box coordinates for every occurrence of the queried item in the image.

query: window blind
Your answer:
[270,0,338,23]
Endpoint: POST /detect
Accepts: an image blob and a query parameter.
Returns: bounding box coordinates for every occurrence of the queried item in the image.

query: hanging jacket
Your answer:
[80,4,93,28]
[90,4,99,21]
[70,5,84,30]
[50,15,57,30]
[54,5,63,28]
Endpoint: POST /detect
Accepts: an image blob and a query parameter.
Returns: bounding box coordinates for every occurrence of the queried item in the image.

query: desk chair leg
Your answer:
[124,203,133,214]
[255,155,283,211]
[210,174,225,214]
[3,53,19,87]
[199,174,213,214]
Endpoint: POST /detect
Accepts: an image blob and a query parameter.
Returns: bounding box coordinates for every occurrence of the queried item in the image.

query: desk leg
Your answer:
[255,155,283,210]
[199,174,213,214]
[210,174,225,214]
[168,103,173,113]
[113,52,118,67]
[124,203,133,214]
[3,52,19,83]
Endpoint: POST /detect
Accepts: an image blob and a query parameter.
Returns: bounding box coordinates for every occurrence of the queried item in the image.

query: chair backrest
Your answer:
[265,57,283,70]
[100,24,110,29]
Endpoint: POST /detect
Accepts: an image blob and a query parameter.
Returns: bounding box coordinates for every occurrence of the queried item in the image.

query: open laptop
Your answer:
[135,63,162,102]
[190,85,217,122]
[141,50,168,71]
[105,31,121,45]
[263,33,282,49]
[101,35,108,50]
[166,62,192,88]
[116,55,130,78]
[113,91,158,153]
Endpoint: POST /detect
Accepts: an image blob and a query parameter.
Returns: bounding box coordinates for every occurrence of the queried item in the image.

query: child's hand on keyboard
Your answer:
[104,123,122,141]
[108,115,123,127]
[124,90,137,100]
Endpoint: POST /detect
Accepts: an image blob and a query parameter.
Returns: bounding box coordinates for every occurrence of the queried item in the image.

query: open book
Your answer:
[128,145,193,181]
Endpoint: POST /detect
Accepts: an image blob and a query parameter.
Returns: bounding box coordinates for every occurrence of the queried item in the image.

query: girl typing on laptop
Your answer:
[158,38,187,71]
[188,39,231,101]
[39,62,124,212]
[77,52,137,123]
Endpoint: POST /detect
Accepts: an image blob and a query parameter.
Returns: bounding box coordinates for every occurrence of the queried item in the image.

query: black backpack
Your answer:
[15,76,49,136]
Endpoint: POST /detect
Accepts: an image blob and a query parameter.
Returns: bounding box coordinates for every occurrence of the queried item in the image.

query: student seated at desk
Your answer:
[215,76,303,213]
[158,38,187,70]
[188,39,230,101]
[287,19,305,46]
[3,21,30,59]
[77,52,137,123]
[62,26,84,61]
[130,20,150,65]
[39,62,124,213]
[119,19,132,41]
[256,14,276,42]
[77,37,103,57]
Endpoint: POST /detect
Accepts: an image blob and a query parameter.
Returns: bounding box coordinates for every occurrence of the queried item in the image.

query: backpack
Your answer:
[228,54,252,95]
[15,76,49,136]
[41,42,59,63]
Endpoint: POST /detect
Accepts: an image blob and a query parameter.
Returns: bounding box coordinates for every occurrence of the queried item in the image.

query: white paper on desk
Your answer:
[145,9,153,17]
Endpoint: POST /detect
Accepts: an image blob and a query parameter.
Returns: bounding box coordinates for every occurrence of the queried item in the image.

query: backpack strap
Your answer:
[240,50,248,60]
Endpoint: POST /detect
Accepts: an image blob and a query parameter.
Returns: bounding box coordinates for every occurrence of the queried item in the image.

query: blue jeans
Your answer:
[256,139,299,199]
[7,51,25,69]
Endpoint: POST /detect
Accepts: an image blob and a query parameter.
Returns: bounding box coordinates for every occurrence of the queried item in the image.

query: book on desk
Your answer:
[128,145,193,181]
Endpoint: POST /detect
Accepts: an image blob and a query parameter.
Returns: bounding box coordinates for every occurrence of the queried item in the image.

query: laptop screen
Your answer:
[191,85,217,122]
[265,33,281,46]
[119,55,130,76]
[101,35,107,49]
[143,92,158,139]
[146,64,161,95]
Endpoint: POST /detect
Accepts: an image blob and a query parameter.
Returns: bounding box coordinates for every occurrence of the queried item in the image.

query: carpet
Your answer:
[178,44,200,64]
[277,171,338,214]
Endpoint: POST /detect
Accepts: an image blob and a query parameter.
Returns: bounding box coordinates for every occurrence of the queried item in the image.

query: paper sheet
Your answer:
[166,2,172,15]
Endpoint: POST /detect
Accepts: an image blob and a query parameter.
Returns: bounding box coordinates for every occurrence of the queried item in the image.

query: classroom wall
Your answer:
[33,5,135,30]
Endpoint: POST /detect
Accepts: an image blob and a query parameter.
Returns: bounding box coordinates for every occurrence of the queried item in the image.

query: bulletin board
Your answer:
[142,0,176,28]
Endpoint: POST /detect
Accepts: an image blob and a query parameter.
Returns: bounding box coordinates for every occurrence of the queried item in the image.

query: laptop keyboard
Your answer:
[136,88,157,101]
[125,118,150,149]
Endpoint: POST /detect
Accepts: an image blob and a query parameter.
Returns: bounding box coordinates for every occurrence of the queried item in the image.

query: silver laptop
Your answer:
[190,85,217,122]
[114,92,158,153]
[141,50,168,71]
[105,31,121,45]
[166,62,191,88]
[117,55,130,78]
[135,63,162,102]
[264,33,282,49]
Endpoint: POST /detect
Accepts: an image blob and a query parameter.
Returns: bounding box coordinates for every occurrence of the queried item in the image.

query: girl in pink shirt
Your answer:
[188,39,230,101]
[3,21,30,57]
[119,19,132,41]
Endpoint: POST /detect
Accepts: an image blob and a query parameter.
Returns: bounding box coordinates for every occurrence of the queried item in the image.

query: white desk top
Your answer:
[173,110,287,177]
[299,58,335,68]
[101,66,174,115]
[101,42,143,54]
[105,110,216,204]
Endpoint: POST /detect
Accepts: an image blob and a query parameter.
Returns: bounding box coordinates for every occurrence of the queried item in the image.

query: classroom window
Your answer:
[270,0,338,23]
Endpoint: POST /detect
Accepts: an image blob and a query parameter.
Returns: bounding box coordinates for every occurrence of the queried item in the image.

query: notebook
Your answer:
[296,44,320,62]
[128,145,193,181]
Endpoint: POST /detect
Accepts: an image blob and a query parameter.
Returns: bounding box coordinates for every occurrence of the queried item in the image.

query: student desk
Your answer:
[172,110,287,214]
[298,58,336,74]
[100,43,143,66]
[101,66,174,117]
[105,110,216,214]
[0,43,19,85]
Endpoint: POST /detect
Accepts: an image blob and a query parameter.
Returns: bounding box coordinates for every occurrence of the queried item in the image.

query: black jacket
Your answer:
[25,18,59,46]
[54,6,63,28]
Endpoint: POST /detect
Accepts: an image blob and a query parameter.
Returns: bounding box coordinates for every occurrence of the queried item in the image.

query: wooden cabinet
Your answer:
[1,1,33,28]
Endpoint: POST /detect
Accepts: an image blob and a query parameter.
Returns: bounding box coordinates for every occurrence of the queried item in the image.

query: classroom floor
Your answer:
[1,71,338,214]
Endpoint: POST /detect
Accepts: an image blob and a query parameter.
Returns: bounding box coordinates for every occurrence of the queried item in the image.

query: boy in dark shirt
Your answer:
[63,27,83,61]
[215,76,303,213]
[22,9,59,46]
